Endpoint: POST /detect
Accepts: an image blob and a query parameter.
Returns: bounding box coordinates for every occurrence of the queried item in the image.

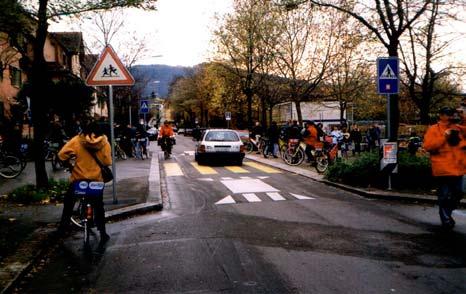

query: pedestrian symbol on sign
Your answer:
[380,64,397,79]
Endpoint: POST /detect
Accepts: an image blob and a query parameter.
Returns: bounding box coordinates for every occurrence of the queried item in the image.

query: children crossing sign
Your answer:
[377,57,399,94]
[86,45,135,86]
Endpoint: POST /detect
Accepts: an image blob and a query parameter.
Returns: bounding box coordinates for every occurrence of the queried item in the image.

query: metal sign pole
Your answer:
[109,85,117,204]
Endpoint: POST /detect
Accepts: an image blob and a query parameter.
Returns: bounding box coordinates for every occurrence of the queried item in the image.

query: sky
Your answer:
[51,0,233,67]
[49,0,465,83]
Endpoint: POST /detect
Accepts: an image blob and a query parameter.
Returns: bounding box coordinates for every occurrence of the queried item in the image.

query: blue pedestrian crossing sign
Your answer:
[377,57,399,94]
[140,100,149,114]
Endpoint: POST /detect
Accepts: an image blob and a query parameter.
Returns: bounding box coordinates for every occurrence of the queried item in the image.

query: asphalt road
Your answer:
[17,135,466,293]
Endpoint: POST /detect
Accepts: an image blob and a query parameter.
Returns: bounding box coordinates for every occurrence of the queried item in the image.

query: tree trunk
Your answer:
[268,105,273,126]
[340,101,346,125]
[245,89,253,130]
[260,96,267,129]
[295,100,302,125]
[31,0,50,188]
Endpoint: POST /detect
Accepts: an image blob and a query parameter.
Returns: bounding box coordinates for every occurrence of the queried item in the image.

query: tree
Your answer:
[307,0,432,140]
[15,0,157,188]
[326,15,374,124]
[399,0,466,123]
[213,0,277,129]
[272,3,338,124]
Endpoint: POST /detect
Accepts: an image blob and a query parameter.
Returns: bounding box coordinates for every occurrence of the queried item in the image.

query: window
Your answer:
[205,131,240,142]
[9,65,21,88]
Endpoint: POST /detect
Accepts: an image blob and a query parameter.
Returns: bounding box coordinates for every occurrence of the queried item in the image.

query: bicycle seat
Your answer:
[72,180,105,197]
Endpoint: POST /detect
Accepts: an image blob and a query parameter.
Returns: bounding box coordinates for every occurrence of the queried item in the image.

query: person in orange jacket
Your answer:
[303,121,320,163]
[57,121,112,243]
[423,107,466,229]
[158,120,175,158]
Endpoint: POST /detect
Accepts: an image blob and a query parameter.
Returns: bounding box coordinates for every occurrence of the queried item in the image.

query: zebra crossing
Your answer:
[215,192,315,205]
[164,160,281,177]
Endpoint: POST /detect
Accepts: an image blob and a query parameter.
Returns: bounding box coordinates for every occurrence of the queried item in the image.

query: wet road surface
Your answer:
[16,135,466,293]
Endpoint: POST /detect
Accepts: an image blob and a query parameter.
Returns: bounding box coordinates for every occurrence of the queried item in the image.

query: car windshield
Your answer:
[205,131,239,142]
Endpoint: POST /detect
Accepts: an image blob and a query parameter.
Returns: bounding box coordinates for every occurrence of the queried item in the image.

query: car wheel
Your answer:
[236,159,243,166]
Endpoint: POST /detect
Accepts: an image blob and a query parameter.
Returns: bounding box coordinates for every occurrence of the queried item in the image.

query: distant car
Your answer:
[195,129,245,166]
[146,127,158,141]
[178,128,185,135]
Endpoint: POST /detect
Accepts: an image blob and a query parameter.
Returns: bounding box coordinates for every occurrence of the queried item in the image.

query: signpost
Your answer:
[377,57,399,190]
[86,45,135,204]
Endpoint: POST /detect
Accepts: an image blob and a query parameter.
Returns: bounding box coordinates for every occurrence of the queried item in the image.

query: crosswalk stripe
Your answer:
[215,196,236,205]
[242,193,262,202]
[221,177,233,180]
[266,192,286,201]
[164,163,184,177]
[243,162,281,174]
[290,193,315,200]
[191,162,218,175]
[225,166,250,173]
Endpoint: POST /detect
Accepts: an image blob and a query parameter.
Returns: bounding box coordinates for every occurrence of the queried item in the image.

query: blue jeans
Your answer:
[265,142,278,156]
[437,176,464,225]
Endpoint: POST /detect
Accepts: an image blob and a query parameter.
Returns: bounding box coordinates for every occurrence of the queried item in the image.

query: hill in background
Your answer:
[131,64,191,99]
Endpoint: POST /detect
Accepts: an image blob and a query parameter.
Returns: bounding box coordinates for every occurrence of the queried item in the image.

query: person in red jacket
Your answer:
[423,107,466,229]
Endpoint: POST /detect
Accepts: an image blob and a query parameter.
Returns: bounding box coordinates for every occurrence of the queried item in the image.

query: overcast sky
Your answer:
[50,0,233,67]
[50,0,465,83]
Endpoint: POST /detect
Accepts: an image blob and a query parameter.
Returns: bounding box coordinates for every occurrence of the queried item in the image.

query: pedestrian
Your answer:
[367,124,381,151]
[303,121,319,163]
[423,107,466,230]
[250,121,264,154]
[286,120,301,142]
[264,121,280,158]
[57,121,112,244]
[330,126,342,145]
[349,125,362,156]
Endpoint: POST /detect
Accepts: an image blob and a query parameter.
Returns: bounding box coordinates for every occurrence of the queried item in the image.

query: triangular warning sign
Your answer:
[380,64,397,79]
[86,45,135,86]
[141,102,148,110]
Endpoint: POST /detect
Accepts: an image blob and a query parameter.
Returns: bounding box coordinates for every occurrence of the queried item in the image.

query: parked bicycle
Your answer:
[281,139,305,166]
[0,141,24,179]
[70,180,105,248]
[245,136,267,155]
[114,137,128,160]
[133,137,149,160]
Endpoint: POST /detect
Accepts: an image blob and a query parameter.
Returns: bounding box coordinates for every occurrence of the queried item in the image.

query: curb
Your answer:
[245,154,466,207]
[1,147,165,294]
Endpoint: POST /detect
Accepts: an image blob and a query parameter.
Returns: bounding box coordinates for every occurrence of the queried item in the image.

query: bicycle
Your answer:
[0,151,23,179]
[134,137,148,160]
[114,137,128,160]
[160,136,174,160]
[245,136,267,155]
[70,180,105,247]
[281,139,305,166]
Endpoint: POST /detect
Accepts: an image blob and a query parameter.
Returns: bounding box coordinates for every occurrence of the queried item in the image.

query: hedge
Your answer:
[325,151,433,191]
[7,179,69,204]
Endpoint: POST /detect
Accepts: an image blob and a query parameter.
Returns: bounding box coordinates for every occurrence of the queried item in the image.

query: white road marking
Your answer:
[221,177,234,180]
[221,179,279,194]
[258,176,269,179]
[453,210,466,218]
[266,192,286,201]
[240,176,252,179]
[290,193,315,200]
[215,196,236,205]
[198,178,214,182]
[242,193,262,202]
[184,151,195,156]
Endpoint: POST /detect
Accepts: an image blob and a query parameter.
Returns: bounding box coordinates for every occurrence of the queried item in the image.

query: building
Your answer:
[272,101,347,128]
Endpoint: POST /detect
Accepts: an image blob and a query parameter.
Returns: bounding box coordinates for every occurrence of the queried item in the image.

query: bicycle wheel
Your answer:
[283,147,304,166]
[0,155,23,179]
[315,155,329,173]
[245,142,254,153]
[51,153,64,171]
[116,145,127,160]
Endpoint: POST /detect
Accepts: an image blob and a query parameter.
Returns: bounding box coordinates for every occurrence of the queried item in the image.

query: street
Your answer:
[15,135,466,293]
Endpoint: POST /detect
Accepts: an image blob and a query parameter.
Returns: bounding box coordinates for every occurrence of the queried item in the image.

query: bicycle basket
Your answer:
[72,181,105,197]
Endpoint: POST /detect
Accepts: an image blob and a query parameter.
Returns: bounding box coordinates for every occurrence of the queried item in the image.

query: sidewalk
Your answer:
[0,144,163,293]
[245,153,466,207]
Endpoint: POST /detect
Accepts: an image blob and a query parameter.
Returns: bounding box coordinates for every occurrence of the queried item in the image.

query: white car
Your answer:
[195,129,245,166]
